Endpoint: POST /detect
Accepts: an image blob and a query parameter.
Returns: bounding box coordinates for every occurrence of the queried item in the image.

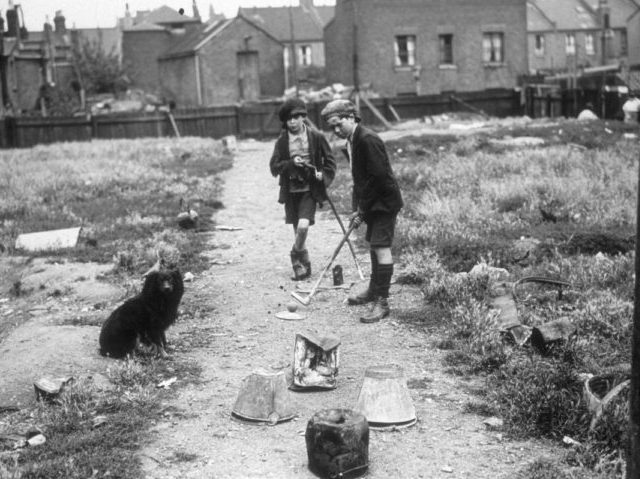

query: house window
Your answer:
[534,34,545,57]
[439,34,453,65]
[394,35,416,67]
[620,29,628,56]
[565,33,576,55]
[482,32,503,63]
[298,45,312,66]
[585,33,595,55]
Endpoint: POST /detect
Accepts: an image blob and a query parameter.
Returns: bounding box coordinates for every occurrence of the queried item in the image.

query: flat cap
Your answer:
[320,99,359,121]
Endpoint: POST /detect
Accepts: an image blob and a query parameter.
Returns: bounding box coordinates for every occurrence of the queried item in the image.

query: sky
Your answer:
[16,0,336,31]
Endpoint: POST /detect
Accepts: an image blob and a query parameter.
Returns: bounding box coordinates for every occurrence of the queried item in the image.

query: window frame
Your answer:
[439,33,454,65]
[565,32,576,55]
[585,33,595,56]
[534,34,545,57]
[482,31,504,64]
[394,34,417,68]
[620,29,628,56]
[298,44,312,67]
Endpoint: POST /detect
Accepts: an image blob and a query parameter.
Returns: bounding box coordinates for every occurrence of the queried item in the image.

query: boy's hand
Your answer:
[293,156,304,167]
[349,211,363,228]
[315,171,323,182]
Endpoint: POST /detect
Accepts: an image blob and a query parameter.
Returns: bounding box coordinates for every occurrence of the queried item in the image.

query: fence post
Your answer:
[235,105,241,137]
[91,114,98,140]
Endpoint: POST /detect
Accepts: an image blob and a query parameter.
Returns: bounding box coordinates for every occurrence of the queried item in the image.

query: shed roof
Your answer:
[528,0,599,31]
[158,16,282,61]
[237,4,334,42]
[136,5,201,25]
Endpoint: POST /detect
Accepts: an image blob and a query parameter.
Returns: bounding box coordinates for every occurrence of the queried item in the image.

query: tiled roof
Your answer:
[238,4,334,42]
[138,5,200,25]
[158,21,218,59]
[581,0,640,26]
[528,0,599,31]
[123,21,166,32]
[527,2,554,30]
[158,16,282,60]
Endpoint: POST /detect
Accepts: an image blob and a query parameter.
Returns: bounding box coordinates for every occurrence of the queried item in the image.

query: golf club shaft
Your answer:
[325,195,365,281]
[291,221,357,304]
[302,162,365,281]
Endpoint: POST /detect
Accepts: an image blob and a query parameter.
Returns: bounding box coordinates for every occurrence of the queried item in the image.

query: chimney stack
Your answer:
[54,10,66,34]
[6,6,18,37]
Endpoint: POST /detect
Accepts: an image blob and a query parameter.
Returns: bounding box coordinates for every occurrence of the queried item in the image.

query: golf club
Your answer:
[291,221,358,306]
[301,161,365,281]
[324,195,365,281]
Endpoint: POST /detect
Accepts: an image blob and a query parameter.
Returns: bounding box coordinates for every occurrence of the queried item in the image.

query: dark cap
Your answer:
[279,97,308,123]
[320,99,359,121]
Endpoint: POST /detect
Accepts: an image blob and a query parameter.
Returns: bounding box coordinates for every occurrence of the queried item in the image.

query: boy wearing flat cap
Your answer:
[321,99,403,323]
[270,98,336,280]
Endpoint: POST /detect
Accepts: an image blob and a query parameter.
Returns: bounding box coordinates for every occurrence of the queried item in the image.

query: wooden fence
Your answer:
[524,86,627,121]
[0,89,522,149]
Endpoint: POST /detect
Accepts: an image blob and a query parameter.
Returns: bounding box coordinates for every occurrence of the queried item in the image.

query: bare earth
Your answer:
[0,119,561,478]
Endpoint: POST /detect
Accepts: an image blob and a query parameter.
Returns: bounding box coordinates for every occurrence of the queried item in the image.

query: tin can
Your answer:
[332,265,343,286]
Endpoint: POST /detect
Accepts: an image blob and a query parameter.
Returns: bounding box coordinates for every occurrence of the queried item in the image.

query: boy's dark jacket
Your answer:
[269,125,336,204]
[349,125,403,217]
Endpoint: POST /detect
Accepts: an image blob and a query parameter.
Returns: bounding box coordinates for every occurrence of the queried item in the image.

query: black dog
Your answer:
[99,269,184,359]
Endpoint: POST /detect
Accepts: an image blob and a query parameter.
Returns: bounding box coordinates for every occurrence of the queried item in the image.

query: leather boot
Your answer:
[290,248,308,281]
[299,249,311,279]
[347,280,375,305]
[348,251,377,305]
[360,297,390,323]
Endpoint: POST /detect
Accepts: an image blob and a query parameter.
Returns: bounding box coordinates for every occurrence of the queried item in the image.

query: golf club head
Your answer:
[290,291,311,306]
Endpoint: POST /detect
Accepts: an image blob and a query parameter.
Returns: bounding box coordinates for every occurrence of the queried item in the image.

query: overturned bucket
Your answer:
[306,408,369,479]
[232,369,296,425]
[354,364,416,429]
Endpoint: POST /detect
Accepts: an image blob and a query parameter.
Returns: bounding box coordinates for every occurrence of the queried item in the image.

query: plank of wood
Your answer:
[359,93,394,130]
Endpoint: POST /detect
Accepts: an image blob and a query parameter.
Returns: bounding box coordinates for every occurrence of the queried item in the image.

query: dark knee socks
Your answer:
[369,250,379,292]
[376,263,393,299]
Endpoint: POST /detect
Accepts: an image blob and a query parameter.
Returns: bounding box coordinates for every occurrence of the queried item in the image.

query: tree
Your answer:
[73,38,129,95]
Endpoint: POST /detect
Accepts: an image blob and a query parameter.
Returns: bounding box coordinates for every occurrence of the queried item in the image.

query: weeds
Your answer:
[386,119,638,476]
[0,357,202,478]
[0,137,232,274]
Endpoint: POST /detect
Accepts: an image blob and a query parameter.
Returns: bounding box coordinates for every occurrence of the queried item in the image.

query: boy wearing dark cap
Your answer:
[270,98,337,280]
[321,99,403,323]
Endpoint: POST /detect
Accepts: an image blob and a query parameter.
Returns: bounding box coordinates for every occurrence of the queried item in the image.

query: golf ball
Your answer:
[286,302,298,312]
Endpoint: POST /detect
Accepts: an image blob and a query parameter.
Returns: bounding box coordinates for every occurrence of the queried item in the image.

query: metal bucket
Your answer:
[231,369,296,424]
[354,364,416,429]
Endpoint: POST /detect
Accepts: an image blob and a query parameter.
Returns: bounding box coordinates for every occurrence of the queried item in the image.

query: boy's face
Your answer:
[326,115,356,139]
[286,112,306,134]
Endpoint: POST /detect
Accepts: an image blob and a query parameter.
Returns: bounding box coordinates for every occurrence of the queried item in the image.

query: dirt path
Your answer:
[139,135,558,479]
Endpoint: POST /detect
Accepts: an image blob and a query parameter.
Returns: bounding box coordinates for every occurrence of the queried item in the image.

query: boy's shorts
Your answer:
[365,212,397,248]
[285,191,316,225]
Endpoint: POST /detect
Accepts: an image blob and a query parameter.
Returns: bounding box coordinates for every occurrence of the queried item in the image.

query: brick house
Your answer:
[238,0,334,90]
[121,5,202,95]
[324,0,528,97]
[157,15,285,106]
[527,0,640,76]
[0,8,77,115]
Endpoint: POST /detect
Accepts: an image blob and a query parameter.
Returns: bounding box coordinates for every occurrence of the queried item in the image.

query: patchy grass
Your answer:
[0,357,202,478]
[0,137,233,275]
[377,117,640,477]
